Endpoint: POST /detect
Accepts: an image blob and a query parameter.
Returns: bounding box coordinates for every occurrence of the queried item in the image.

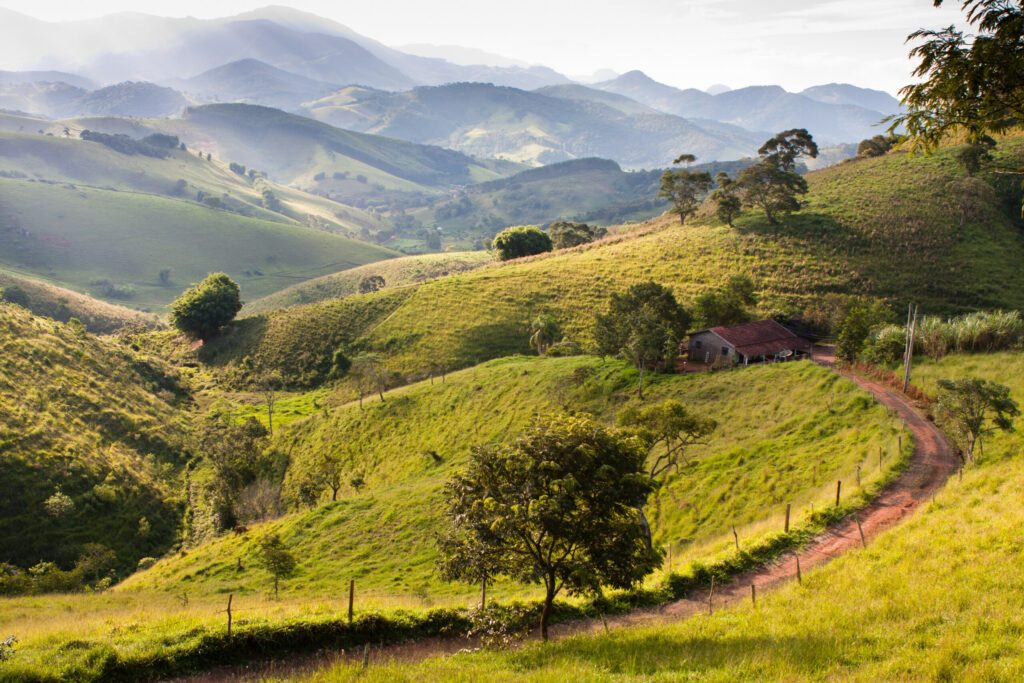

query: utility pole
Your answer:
[902,303,918,394]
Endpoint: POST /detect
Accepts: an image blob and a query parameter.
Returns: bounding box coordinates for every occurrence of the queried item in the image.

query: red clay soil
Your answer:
[172,355,958,681]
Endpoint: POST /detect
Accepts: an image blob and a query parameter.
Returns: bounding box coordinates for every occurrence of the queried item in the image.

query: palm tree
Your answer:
[529,315,561,355]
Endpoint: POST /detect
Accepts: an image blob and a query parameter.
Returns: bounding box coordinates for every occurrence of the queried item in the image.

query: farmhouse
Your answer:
[686,319,812,367]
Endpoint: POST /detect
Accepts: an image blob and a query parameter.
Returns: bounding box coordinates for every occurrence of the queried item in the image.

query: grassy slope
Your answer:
[0,355,903,680]
[0,269,159,333]
[196,140,1024,388]
[310,352,1024,682]
[243,251,493,315]
[0,304,189,572]
[120,356,902,603]
[0,176,398,310]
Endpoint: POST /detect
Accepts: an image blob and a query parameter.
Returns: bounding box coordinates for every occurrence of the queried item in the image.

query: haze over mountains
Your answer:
[0,6,900,164]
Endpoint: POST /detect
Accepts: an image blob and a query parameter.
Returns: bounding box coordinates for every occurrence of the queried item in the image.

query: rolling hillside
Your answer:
[0,269,159,333]
[320,352,1024,682]
[197,139,1024,388]
[302,82,762,168]
[0,175,398,310]
[0,304,189,574]
[177,58,339,111]
[243,251,493,315]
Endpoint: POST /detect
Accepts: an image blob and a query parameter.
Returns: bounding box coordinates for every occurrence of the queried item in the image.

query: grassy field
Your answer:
[0,268,160,332]
[0,176,398,310]
[191,138,1024,389]
[297,352,1024,682]
[243,251,493,315]
[0,304,189,574]
[0,355,905,680]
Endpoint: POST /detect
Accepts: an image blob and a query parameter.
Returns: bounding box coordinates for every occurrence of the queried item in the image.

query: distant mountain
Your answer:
[396,44,530,68]
[74,81,188,118]
[178,59,338,111]
[597,71,890,144]
[0,70,96,90]
[303,82,762,169]
[706,84,731,95]
[0,81,87,117]
[800,83,903,116]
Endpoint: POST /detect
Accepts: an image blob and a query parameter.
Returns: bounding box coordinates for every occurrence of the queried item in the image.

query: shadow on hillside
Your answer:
[198,316,268,367]
[734,211,864,248]
[515,632,837,676]
[453,321,531,367]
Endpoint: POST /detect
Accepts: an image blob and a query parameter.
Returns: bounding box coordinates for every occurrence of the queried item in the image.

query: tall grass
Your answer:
[869,310,1024,362]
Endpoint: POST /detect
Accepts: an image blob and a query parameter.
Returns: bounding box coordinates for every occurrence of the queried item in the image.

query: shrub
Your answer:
[545,340,583,357]
[169,273,242,341]
[491,225,553,261]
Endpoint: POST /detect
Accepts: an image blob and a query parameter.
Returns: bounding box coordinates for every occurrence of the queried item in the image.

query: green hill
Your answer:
[0,269,159,332]
[325,351,1024,682]
[0,175,398,310]
[243,251,493,315]
[0,303,189,575]
[197,139,1024,388]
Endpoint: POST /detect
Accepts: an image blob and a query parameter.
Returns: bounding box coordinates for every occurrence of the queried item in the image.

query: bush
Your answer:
[491,225,553,261]
[545,340,583,357]
[169,273,242,341]
[136,557,157,571]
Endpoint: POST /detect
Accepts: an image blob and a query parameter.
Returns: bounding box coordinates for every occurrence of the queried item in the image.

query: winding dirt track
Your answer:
[174,358,958,681]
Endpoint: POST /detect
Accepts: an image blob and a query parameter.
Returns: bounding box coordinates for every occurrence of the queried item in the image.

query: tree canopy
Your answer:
[659,155,713,225]
[254,534,298,598]
[694,275,758,328]
[492,225,553,260]
[548,220,607,249]
[438,414,660,640]
[893,0,1024,149]
[936,377,1019,462]
[594,282,690,398]
[710,172,742,227]
[168,273,242,341]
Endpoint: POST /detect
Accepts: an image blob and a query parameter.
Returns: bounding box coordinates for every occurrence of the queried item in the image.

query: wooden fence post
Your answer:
[226,594,233,638]
[835,480,842,507]
[732,525,740,551]
[898,435,903,454]
[796,555,802,584]
[667,543,673,573]
[856,516,866,548]
[707,576,715,615]
[348,579,355,625]
[481,575,487,611]
[751,583,756,607]
[362,643,370,669]
[784,503,791,533]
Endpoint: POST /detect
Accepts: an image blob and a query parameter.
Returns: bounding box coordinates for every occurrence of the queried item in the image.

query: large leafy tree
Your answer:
[548,220,607,249]
[757,128,819,172]
[737,129,818,225]
[694,275,758,328]
[492,225,553,260]
[438,414,661,640]
[710,172,743,226]
[892,1,1024,150]
[593,282,691,399]
[618,400,717,482]
[659,154,713,225]
[936,377,1019,462]
[169,272,241,340]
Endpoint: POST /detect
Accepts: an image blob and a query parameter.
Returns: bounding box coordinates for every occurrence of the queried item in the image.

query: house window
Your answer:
[694,340,703,349]
[722,347,730,356]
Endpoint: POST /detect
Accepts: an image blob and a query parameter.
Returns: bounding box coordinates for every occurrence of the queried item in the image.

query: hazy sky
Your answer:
[0,0,967,93]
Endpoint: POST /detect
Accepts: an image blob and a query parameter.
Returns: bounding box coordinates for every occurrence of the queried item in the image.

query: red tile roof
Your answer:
[707,320,812,358]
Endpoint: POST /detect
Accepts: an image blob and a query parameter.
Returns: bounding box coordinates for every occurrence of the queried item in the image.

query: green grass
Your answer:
[0,303,189,573]
[0,269,159,333]
[297,352,1024,682]
[0,355,904,681]
[243,251,493,315]
[193,138,1024,389]
[0,176,398,310]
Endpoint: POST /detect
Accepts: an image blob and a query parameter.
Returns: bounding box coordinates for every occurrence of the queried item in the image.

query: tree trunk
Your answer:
[637,364,646,400]
[331,486,338,501]
[274,576,279,599]
[540,581,555,641]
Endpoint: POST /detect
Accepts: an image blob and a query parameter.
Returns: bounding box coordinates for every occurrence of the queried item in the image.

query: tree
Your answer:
[255,534,297,598]
[351,353,387,408]
[438,414,661,640]
[158,268,172,286]
[936,377,1019,462]
[492,225,553,260]
[358,275,385,294]
[835,300,894,363]
[891,1,1024,151]
[169,273,241,341]
[757,129,819,172]
[694,275,758,328]
[259,371,283,436]
[737,161,808,225]
[956,136,996,176]
[857,134,900,158]
[43,489,74,517]
[593,282,691,399]
[710,172,742,226]
[659,155,713,225]
[548,220,607,249]
[618,400,716,481]
[194,410,271,530]
[528,315,561,355]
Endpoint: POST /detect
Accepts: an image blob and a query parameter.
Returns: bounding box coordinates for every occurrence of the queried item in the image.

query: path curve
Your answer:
[172,358,958,681]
